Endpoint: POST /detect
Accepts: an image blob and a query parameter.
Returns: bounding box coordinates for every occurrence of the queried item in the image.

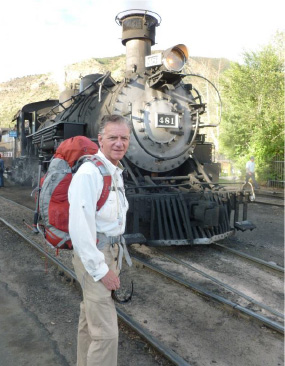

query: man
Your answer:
[0,154,4,187]
[68,115,132,366]
[245,156,259,189]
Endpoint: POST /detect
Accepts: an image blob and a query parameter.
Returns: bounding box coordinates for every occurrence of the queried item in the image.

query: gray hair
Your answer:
[98,114,132,135]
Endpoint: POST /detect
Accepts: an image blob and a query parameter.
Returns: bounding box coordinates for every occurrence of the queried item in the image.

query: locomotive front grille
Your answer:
[126,191,243,246]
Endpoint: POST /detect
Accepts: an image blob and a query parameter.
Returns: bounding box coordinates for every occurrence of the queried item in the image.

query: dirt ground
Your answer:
[0,221,174,366]
[0,182,284,366]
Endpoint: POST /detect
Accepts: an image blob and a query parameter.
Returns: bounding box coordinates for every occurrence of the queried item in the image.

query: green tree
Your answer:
[219,34,284,182]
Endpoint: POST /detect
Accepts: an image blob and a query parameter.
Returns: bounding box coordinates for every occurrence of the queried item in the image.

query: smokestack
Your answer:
[116,10,161,75]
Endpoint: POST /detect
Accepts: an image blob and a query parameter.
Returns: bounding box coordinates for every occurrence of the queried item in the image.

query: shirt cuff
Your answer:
[92,262,109,282]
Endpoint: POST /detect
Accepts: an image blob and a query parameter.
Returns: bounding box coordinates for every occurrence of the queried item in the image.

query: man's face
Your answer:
[98,122,130,165]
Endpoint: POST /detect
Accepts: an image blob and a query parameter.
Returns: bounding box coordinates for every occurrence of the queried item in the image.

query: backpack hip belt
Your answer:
[97,232,132,269]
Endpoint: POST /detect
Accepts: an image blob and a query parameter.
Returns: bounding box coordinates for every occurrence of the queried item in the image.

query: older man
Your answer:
[68,115,132,366]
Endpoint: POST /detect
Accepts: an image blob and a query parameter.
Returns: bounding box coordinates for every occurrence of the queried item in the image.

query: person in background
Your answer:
[245,156,259,189]
[0,154,4,187]
[68,115,132,366]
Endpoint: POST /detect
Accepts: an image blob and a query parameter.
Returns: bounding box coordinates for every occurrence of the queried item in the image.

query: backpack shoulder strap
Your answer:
[93,160,112,211]
[79,155,112,211]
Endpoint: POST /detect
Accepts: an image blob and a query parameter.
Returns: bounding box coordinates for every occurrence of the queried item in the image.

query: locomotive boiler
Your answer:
[10,10,255,246]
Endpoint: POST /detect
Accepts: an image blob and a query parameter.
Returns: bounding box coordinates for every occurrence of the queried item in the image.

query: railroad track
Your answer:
[254,192,284,207]
[212,243,284,273]
[253,200,284,208]
[0,215,190,366]
[1,196,283,333]
[1,197,284,365]
[2,213,283,353]
[159,250,284,316]
[129,246,284,335]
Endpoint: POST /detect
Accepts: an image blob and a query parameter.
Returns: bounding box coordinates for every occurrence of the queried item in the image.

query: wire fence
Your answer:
[268,155,284,188]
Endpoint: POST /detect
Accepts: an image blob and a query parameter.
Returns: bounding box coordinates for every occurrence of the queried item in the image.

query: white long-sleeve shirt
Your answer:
[68,150,129,281]
[246,160,255,173]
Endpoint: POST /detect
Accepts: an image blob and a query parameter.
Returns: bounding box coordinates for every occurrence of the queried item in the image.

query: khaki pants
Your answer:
[72,245,119,366]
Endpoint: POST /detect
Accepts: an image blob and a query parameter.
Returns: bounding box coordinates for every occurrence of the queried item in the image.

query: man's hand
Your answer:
[101,270,120,291]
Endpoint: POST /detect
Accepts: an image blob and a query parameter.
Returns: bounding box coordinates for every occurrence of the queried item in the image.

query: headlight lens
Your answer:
[163,45,188,72]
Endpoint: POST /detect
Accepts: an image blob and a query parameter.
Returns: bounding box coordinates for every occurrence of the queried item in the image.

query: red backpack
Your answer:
[38,136,112,250]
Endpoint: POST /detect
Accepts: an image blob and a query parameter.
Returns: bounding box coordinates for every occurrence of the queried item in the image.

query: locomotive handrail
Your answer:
[35,74,109,122]
[124,182,220,190]
[61,74,108,120]
[189,111,200,148]
[76,73,112,122]
[122,157,142,192]
[98,72,111,102]
[115,9,162,26]
[191,86,203,106]
[184,73,222,127]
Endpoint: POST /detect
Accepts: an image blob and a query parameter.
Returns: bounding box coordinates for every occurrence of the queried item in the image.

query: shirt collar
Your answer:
[97,149,124,175]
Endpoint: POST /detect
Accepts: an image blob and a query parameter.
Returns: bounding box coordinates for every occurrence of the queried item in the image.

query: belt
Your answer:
[97,232,132,269]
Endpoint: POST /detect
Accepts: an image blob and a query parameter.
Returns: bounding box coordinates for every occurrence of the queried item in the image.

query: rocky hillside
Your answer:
[0,54,230,128]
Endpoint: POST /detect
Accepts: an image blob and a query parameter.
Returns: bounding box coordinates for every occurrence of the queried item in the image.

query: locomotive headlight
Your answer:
[146,44,189,88]
[162,44,188,72]
[145,44,188,72]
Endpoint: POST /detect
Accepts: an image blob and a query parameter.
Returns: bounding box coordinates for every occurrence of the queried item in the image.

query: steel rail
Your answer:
[253,201,284,208]
[0,217,75,279]
[116,309,191,366]
[255,192,284,199]
[212,243,284,273]
[158,251,284,319]
[131,255,284,335]
[0,195,34,212]
[0,217,191,366]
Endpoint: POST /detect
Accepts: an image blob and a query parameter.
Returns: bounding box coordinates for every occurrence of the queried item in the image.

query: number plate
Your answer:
[155,113,178,128]
[145,53,162,68]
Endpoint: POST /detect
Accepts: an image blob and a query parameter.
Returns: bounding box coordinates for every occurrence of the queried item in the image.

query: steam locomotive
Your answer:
[4,10,255,246]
